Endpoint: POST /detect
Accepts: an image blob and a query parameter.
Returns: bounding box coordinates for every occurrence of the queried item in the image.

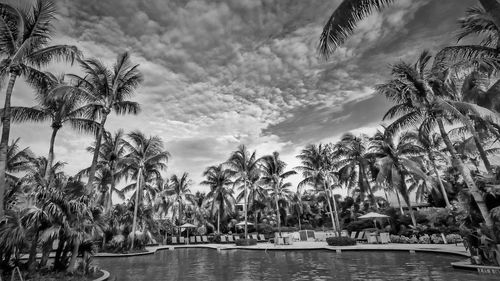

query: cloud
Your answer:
[7,0,477,191]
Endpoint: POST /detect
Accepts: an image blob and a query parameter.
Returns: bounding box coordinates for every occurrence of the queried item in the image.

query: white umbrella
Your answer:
[358,212,389,229]
[180,223,197,243]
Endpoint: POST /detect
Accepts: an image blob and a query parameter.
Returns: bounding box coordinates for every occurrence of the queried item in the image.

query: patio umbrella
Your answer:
[358,212,389,229]
[235,221,254,227]
[180,223,197,243]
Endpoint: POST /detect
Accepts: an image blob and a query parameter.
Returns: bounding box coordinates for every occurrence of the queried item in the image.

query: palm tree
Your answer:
[226,145,261,239]
[318,0,500,58]
[260,151,296,235]
[121,131,169,249]
[7,73,99,185]
[378,51,497,227]
[162,173,195,238]
[65,52,143,193]
[296,144,340,234]
[201,165,235,234]
[333,133,378,206]
[369,130,427,227]
[290,188,308,230]
[5,138,34,185]
[403,131,452,207]
[88,130,127,211]
[0,0,81,217]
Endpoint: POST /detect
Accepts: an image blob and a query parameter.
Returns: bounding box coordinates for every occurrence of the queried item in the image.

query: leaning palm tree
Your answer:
[201,165,235,234]
[333,133,378,206]
[378,51,497,227]
[226,145,261,239]
[64,52,143,193]
[162,173,195,238]
[121,131,169,249]
[7,73,99,185]
[318,0,500,58]
[369,130,427,227]
[0,0,81,217]
[296,144,340,233]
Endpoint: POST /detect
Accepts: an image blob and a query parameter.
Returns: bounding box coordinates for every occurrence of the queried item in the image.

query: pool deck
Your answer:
[94,242,471,258]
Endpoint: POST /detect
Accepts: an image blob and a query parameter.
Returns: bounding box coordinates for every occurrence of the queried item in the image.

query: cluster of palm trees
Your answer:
[319,0,500,235]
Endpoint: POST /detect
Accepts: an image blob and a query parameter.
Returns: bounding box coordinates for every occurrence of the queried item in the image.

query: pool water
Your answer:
[94,248,497,280]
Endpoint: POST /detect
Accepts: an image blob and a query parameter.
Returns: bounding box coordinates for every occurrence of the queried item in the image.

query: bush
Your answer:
[272,226,298,233]
[256,223,274,234]
[235,238,257,246]
[326,237,356,246]
[345,220,374,232]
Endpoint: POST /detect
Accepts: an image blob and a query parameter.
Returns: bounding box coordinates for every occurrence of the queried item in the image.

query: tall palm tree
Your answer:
[333,133,378,206]
[296,144,340,233]
[378,51,496,227]
[260,151,296,235]
[121,131,169,249]
[0,0,81,217]
[7,73,99,185]
[201,165,235,234]
[65,52,143,193]
[226,145,261,239]
[369,130,427,227]
[318,0,500,58]
[162,173,195,238]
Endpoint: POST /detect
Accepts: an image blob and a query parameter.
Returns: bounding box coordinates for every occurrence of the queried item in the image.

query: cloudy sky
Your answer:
[9,0,477,193]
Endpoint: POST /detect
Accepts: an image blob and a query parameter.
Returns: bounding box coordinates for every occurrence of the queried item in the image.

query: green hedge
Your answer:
[235,238,258,246]
[326,237,356,246]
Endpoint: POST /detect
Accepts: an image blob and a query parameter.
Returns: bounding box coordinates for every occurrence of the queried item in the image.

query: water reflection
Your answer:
[94,249,497,281]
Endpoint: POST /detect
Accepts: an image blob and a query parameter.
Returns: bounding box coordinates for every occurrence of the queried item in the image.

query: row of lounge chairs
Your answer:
[171,236,209,244]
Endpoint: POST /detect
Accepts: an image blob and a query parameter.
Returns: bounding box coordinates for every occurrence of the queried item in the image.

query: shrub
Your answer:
[445,234,463,244]
[345,220,373,232]
[418,234,431,244]
[272,226,298,233]
[326,237,356,246]
[235,238,257,246]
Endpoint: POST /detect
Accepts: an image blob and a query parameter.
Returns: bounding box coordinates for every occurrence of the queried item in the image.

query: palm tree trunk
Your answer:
[469,126,493,173]
[400,177,417,227]
[360,163,378,208]
[298,211,302,230]
[323,180,337,233]
[40,240,53,268]
[130,167,142,250]
[178,200,182,239]
[67,240,80,273]
[108,164,116,212]
[437,119,494,228]
[44,126,60,184]
[329,184,341,235]
[27,229,39,272]
[244,180,248,238]
[395,190,404,214]
[429,153,451,207]
[217,209,220,234]
[86,114,108,193]
[0,73,18,218]
[479,0,500,31]
[275,196,281,236]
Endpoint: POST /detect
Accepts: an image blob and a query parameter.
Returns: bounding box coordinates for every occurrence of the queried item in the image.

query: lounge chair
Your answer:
[350,231,357,239]
[299,230,308,241]
[220,235,227,243]
[190,236,196,244]
[171,237,178,244]
[228,235,235,243]
[234,236,240,241]
[179,237,185,244]
[306,230,315,241]
[251,234,258,240]
[379,232,390,244]
[202,236,209,243]
[258,234,266,242]
[341,230,349,237]
[196,236,202,243]
[356,231,367,243]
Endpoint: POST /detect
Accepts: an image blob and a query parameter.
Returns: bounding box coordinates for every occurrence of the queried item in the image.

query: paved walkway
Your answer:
[107,242,470,258]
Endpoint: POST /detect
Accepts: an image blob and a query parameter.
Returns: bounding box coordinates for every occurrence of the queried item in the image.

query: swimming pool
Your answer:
[94,248,497,280]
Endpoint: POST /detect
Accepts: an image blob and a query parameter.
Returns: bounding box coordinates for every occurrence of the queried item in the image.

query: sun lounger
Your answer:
[190,236,196,244]
[179,237,185,244]
[220,235,227,243]
[202,236,209,243]
[228,235,235,243]
[350,232,357,239]
[171,237,178,244]
[258,234,266,242]
[341,230,349,237]
[306,230,315,241]
[299,230,308,241]
[196,236,202,243]
[356,231,367,243]
[234,236,240,241]
[252,234,258,240]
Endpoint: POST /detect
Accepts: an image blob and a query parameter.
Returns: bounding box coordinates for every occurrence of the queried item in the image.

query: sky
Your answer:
[8,0,478,194]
